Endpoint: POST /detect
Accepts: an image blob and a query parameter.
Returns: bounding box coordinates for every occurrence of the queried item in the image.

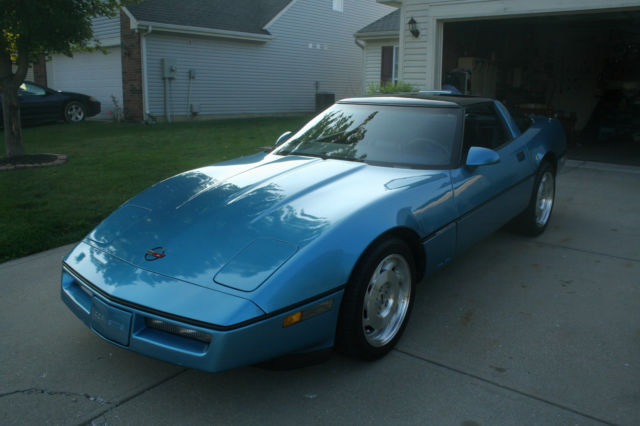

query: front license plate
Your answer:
[91,297,132,346]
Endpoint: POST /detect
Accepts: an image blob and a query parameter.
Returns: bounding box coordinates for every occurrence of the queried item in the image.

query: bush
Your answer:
[366,80,417,94]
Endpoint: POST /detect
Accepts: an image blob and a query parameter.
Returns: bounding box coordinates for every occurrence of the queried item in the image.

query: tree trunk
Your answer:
[2,84,24,157]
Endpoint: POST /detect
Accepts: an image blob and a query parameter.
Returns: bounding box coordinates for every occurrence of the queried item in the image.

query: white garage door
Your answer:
[46,47,122,120]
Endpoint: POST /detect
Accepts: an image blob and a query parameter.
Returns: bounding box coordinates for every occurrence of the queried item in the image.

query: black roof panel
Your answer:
[339,93,493,107]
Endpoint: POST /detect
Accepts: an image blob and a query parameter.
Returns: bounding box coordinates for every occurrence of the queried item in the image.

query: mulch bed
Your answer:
[0,153,67,171]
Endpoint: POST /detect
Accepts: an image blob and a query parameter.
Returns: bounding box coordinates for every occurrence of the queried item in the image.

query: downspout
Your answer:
[355,38,366,95]
[141,25,152,122]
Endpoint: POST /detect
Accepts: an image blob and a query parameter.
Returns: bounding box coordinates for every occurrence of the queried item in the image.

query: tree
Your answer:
[0,0,122,157]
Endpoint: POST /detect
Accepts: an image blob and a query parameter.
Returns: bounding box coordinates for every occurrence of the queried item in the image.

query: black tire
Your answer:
[64,101,86,123]
[336,238,416,360]
[512,161,556,236]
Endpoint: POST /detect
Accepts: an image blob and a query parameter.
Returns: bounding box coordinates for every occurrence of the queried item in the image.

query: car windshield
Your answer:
[274,103,460,168]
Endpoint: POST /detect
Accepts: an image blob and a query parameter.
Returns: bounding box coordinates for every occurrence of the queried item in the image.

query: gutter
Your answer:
[354,30,399,41]
[135,21,272,42]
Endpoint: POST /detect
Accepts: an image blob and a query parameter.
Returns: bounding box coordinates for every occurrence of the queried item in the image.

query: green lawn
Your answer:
[0,116,309,263]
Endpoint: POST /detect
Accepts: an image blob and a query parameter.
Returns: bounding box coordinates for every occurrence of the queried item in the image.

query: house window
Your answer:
[381,45,399,85]
[333,0,343,12]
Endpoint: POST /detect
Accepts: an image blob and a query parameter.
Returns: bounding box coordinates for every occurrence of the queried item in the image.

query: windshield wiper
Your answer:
[299,153,331,160]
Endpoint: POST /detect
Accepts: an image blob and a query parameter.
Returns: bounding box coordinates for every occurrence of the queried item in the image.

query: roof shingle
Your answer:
[356,9,399,35]
[127,0,293,35]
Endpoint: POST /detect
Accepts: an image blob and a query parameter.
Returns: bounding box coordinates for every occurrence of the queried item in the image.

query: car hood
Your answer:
[85,152,441,292]
[55,90,91,99]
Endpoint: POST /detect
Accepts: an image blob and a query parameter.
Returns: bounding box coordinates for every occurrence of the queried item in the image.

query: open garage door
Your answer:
[46,47,123,121]
[442,11,640,165]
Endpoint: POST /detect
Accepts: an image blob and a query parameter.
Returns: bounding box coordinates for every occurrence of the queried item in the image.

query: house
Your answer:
[357,0,640,156]
[35,0,393,122]
[355,10,399,90]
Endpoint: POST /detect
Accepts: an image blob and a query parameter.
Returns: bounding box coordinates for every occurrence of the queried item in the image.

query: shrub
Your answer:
[366,80,417,94]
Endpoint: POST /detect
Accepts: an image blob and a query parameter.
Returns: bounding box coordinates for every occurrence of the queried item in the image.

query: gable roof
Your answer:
[127,0,293,36]
[356,9,399,37]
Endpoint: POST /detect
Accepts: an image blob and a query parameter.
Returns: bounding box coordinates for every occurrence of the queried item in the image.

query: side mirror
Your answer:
[275,131,293,148]
[465,146,500,167]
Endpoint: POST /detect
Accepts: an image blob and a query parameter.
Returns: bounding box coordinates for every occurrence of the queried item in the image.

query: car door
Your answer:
[450,101,536,254]
[19,82,59,122]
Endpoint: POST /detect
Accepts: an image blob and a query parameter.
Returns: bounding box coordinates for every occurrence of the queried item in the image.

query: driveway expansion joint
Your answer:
[0,388,110,405]
[534,240,640,263]
[84,368,188,425]
[395,349,616,426]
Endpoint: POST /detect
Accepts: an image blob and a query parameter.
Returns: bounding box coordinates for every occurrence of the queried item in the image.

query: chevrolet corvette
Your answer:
[61,93,566,372]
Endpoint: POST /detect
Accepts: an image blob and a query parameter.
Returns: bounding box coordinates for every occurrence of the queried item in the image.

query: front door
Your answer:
[19,82,57,122]
[451,101,535,254]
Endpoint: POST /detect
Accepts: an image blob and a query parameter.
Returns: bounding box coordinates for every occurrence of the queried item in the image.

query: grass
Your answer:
[366,80,417,94]
[0,116,310,263]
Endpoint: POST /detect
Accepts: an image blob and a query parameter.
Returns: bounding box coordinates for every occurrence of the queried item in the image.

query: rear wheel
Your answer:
[513,162,555,236]
[336,238,416,360]
[64,101,86,122]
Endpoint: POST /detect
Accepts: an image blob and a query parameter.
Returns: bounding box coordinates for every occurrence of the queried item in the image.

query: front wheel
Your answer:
[336,238,416,360]
[513,162,556,236]
[64,101,86,123]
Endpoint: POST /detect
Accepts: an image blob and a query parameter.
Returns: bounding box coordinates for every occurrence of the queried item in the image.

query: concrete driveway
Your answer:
[1,160,638,426]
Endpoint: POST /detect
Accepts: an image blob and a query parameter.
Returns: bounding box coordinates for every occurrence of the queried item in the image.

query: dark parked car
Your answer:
[0,81,101,125]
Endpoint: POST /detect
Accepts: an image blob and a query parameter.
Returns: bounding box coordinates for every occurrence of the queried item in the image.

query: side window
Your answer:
[463,103,512,153]
[19,82,46,96]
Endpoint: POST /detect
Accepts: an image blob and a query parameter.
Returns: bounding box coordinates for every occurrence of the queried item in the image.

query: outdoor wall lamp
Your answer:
[408,17,420,38]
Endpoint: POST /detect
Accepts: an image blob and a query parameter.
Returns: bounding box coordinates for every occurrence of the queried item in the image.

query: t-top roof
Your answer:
[340,93,494,107]
[127,0,293,35]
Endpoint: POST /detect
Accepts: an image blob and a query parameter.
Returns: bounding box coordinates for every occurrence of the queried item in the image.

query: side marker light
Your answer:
[282,299,334,328]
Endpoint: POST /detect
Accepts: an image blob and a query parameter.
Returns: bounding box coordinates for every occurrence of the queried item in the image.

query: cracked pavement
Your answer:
[1,160,639,425]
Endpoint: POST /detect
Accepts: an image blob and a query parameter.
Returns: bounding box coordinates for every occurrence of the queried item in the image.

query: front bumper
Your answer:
[61,258,341,373]
[86,100,101,118]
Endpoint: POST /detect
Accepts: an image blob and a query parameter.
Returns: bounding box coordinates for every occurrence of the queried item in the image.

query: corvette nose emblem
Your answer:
[145,247,166,261]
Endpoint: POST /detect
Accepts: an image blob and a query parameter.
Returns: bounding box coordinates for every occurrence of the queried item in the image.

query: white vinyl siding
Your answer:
[361,39,399,91]
[144,0,393,118]
[91,15,121,46]
[399,0,429,88]
[12,65,33,81]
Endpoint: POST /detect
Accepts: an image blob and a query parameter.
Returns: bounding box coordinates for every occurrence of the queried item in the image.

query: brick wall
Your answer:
[120,10,143,122]
[32,55,47,86]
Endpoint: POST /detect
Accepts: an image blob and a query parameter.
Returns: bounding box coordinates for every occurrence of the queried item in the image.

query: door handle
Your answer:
[516,151,525,161]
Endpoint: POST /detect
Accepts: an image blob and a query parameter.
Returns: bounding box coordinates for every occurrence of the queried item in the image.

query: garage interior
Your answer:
[442,11,640,165]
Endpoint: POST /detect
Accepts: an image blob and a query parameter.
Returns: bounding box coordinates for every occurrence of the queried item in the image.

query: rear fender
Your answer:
[525,117,566,171]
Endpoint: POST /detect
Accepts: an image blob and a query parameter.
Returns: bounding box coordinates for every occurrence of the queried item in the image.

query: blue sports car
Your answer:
[61,94,566,372]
